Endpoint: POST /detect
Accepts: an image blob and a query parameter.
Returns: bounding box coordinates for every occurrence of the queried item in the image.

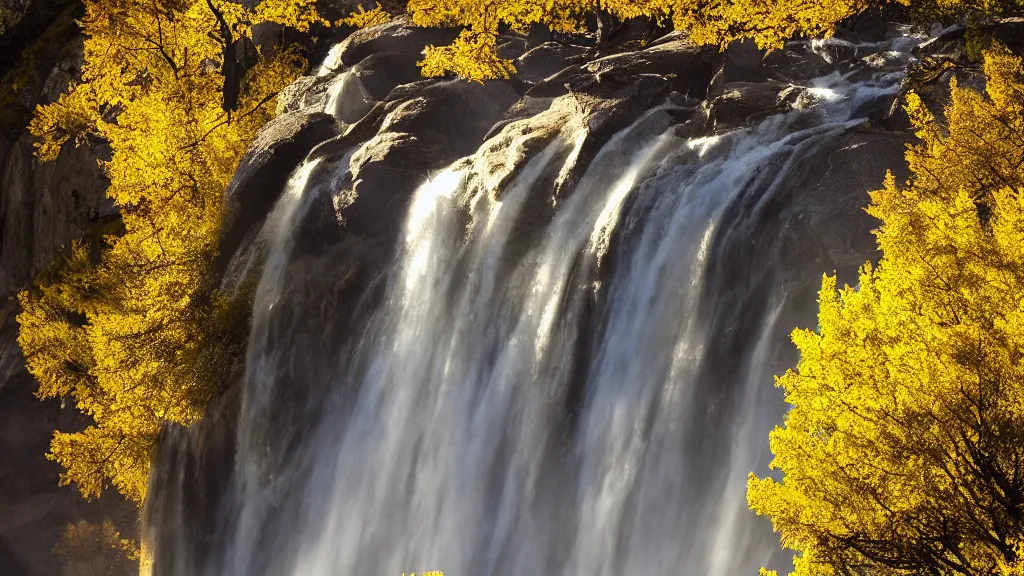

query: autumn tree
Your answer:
[747,45,1024,576]
[406,0,1018,80]
[53,519,139,576]
[18,0,325,505]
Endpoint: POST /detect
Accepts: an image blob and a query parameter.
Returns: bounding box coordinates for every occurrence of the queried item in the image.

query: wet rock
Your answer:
[321,16,460,85]
[810,37,861,67]
[913,25,966,58]
[335,80,520,238]
[710,39,769,91]
[324,70,378,123]
[508,38,717,139]
[705,81,803,131]
[762,45,831,83]
[277,74,335,115]
[516,41,587,84]
[743,128,913,286]
[990,17,1024,51]
[579,39,718,100]
[218,109,341,273]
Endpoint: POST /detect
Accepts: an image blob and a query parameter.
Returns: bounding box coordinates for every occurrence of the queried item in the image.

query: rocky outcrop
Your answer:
[515,41,588,84]
[217,108,341,273]
[0,138,114,296]
[0,19,115,299]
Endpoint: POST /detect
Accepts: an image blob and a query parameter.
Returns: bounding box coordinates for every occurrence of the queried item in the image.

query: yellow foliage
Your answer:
[420,30,518,80]
[19,0,321,504]
[53,519,138,576]
[406,0,1016,80]
[254,0,326,33]
[1001,543,1024,576]
[748,46,1024,576]
[337,3,393,29]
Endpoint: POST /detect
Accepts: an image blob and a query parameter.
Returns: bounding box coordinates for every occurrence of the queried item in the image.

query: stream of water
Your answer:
[147,32,920,576]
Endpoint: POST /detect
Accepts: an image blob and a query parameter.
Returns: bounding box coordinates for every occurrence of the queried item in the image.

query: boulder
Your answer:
[277,74,335,115]
[768,128,913,277]
[335,79,521,238]
[705,81,803,131]
[217,109,340,273]
[762,45,832,84]
[516,41,587,84]
[710,39,769,91]
[990,17,1024,51]
[321,16,460,82]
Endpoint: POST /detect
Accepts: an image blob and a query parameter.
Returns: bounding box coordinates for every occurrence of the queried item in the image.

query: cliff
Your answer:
[144,15,961,576]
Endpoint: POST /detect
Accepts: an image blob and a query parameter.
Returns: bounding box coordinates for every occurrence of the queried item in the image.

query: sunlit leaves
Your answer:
[29,86,98,162]
[18,0,318,504]
[748,47,1024,576]
[337,3,393,29]
[420,30,518,80]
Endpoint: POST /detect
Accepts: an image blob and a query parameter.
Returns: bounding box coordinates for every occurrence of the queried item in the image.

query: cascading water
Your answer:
[146,28,925,576]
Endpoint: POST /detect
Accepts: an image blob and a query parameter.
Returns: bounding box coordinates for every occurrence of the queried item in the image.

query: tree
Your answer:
[53,519,138,576]
[18,0,324,505]
[406,0,1018,81]
[747,45,1024,576]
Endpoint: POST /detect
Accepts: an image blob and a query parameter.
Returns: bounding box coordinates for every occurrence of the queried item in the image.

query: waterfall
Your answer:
[146,30,920,576]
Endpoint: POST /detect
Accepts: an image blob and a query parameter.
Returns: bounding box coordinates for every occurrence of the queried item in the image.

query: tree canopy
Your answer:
[748,45,1024,576]
[18,0,323,504]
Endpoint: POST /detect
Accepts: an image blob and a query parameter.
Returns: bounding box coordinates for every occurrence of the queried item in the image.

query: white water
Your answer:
[147,34,917,576]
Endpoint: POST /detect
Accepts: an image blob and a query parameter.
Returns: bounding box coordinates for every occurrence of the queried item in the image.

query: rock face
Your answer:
[0,137,114,295]
[0,45,114,299]
[144,15,943,576]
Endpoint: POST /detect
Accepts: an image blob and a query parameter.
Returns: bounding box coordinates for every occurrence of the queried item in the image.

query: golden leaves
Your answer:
[748,47,1024,576]
[54,519,139,576]
[337,3,393,29]
[30,85,99,162]
[252,0,327,32]
[420,30,517,81]
[408,0,593,79]
[408,0,858,78]
[19,0,318,505]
